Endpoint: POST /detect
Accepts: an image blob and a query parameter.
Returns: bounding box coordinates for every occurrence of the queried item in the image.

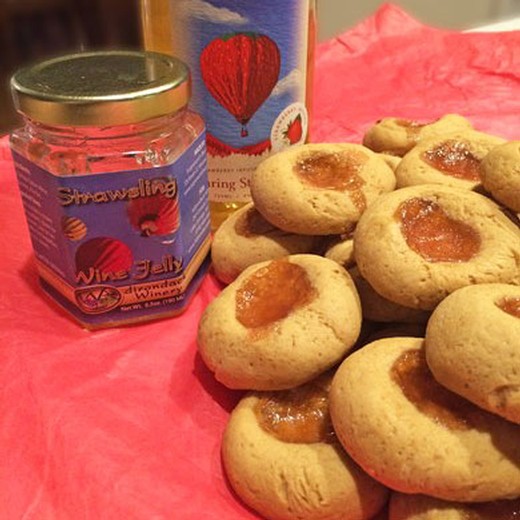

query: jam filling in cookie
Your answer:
[254,377,335,443]
[294,150,368,212]
[421,140,481,181]
[234,206,278,238]
[496,297,520,319]
[395,118,428,140]
[396,198,481,262]
[235,259,317,328]
[391,349,484,431]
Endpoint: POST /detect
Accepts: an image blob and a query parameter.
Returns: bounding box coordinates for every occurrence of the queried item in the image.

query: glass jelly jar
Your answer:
[10,51,211,329]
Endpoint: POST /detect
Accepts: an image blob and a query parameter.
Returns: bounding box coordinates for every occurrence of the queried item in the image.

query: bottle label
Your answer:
[168,0,311,203]
[12,131,211,328]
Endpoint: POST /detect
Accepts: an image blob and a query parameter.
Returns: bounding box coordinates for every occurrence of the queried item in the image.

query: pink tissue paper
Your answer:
[0,4,518,519]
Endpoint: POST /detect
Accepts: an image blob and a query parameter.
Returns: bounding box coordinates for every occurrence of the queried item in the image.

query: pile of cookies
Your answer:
[197,115,520,520]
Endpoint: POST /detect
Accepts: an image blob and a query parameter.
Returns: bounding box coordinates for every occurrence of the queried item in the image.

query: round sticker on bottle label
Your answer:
[271,102,309,153]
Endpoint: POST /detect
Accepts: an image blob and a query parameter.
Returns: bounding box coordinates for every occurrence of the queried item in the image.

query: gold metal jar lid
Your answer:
[11,51,191,127]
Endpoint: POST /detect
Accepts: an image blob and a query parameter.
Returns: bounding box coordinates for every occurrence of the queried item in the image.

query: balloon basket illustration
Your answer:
[200,33,281,138]
[127,179,180,242]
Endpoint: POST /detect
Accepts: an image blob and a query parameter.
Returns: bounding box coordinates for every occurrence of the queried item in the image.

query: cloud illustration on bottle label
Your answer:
[272,69,304,97]
[179,0,248,25]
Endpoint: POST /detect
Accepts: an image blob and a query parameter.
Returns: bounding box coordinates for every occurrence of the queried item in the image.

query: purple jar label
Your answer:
[12,131,210,327]
[167,0,312,202]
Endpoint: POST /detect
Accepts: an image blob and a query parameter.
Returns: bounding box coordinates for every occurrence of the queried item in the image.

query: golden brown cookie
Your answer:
[425,283,520,424]
[480,141,520,212]
[198,254,362,390]
[329,337,520,502]
[322,228,356,269]
[349,267,430,324]
[395,130,506,191]
[363,114,473,157]
[354,184,520,310]
[222,374,389,520]
[389,492,520,520]
[211,202,323,284]
[378,153,401,172]
[251,143,396,235]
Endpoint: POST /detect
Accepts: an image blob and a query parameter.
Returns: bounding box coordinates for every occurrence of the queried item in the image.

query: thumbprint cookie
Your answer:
[211,202,323,284]
[349,267,430,324]
[354,184,520,310]
[389,492,520,520]
[395,130,506,191]
[322,228,356,270]
[198,254,362,390]
[222,374,389,520]
[250,143,396,235]
[425,284,520,424]
[480,141,520,213]
[329,338,520,502]
[378,153,401,172]
[363,114,473,157]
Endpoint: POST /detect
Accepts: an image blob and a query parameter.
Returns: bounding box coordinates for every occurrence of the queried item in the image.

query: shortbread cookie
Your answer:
[389,492,520,520]
[329,337,520,502]
[480,141,520,212]
[363,114,473,157]
[354,184,520,310]
[211,203,323,284]
[323,229,356,269]
[395,130,506,191]
[378,153,401,172]
[425,283,520,424]
[349,268,430,324]
[251,143,396,235]
[198,254,362,390]
[222,374,389,520]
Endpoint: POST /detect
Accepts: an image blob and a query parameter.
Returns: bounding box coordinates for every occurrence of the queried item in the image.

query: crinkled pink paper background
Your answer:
[0,5,518,519]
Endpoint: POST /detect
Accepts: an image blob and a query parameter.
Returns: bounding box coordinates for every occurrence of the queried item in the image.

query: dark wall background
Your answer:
[0,0,141,134]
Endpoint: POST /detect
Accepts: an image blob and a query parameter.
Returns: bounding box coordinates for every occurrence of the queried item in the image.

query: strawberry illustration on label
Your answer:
[200,33,281,138]
[283,114,303,145]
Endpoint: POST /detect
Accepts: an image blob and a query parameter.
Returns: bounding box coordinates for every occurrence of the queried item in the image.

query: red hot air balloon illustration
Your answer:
[75,237,133,276]
[127,192,180,237]
[200,33,281,138]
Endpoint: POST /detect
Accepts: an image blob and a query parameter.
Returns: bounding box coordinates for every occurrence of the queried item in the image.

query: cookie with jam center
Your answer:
[322,228,356,270]
[389,492,520,520]
[395,130,506,191]
[354,184,520,310]
[250,143,396,235]
[425,283,520,424]
[222,373,389,520]
[363,114,473,157]
[378,153,402,172]
[198,254,362,390]
[329,337,520,502]
[349,267,430,324]
[480,141,520,213]
[211,202,323,284]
